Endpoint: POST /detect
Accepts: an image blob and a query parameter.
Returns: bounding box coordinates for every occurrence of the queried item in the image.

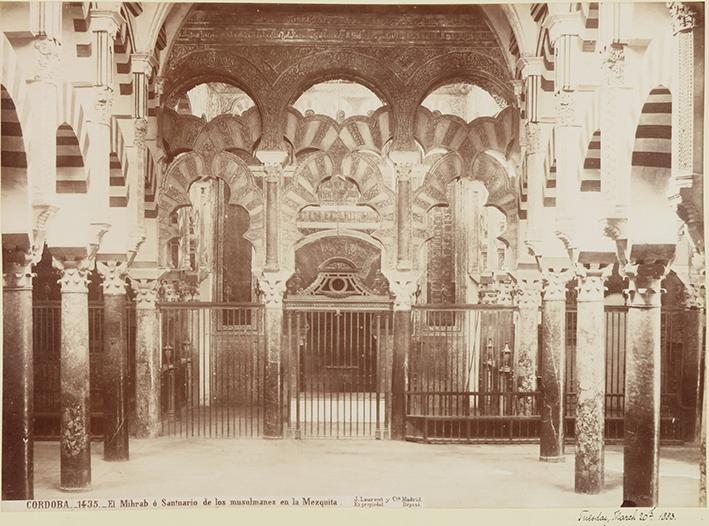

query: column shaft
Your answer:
[540,297,566,461]
[391,309,410,440]
[575,275,605,494]
[397,176,411,267]
[681,308,704,443]
[102,294,129,459]
[134,304,160,437]
[265,177,279,271]
[623,290,662,506]
[263,306,284,438]
[2,285,34,500]
[59,287,91,490]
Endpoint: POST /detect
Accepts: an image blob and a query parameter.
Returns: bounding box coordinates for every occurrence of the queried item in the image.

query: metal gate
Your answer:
[158,302,265,437]
[284,300,392,439]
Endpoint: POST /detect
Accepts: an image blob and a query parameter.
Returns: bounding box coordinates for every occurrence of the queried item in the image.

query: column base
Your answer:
[539,455,566,463]
[59,484,92,493]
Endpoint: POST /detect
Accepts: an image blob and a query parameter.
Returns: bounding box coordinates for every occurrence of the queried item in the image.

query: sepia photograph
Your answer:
[0,0,706,520]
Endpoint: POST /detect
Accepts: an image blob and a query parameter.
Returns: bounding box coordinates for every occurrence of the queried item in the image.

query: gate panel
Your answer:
[284,302,392,439]
[158,303,265,438]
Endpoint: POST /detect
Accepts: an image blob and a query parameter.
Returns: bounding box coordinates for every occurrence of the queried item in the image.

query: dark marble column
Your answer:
[264,165,280,272]
[574,268,606,494]
[97,261,129,460]
[131,278,161,438]
[514,277,542,416]
[681,279,704,444]
[395,165,412,268]
[387,273,418,440]
[540,270,568,462]
[2,248,36,500]
[623,262,666,507]
[258,272,288,439]
[52,257,92,491]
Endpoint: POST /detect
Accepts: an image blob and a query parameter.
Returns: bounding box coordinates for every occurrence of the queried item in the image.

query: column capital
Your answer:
[575,264,612,303]
[93,85,114,125]
[52,256,92,294]
[542,269,573,302]
[516,55,545,79]
[514,276,543,308]
[96,260,128,295]
[666,2,699,34]
[623,261,671,308]
[554,91,580,127]
[389,150,420,181]
[257,271,290,308]
[684,275,706,310]
[384,270,421,311]
[525,121,541,154]
[130,52,159,79]
[2,245,41,290]
[544,13,584,43]
[131,278,159,309]
[89,9,124,38]
[134,117,149,148]
[160,279,181,302]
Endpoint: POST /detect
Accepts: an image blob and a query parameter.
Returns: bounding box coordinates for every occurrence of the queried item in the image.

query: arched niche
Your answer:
[292,79,386,122]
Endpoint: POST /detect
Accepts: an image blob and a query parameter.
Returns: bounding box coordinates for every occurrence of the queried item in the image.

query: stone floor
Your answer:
[32,439,701,508]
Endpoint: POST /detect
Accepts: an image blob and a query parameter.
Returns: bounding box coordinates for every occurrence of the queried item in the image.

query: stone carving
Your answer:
[623,262,670,308]
[52,258,92,294]
[61,402,87,458]
[576,272,607,303]
[94,85,114,125]
[514,277,543,308]
[134,117,148,149]
[525,121,540,153]
[257,272,289,307]
[542,270,572,302]
[667,2,698,34]
[386,272,420,310]
[96,261,128,295]
[601,45,625,87]
[132,279,160,309]
[33,37,60,81]
[160,280,181,302]
[264,163,282,184]
[2,245,41,290]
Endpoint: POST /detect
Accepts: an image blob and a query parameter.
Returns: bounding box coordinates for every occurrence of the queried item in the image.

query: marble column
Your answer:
[264,165,281,272]
[574,268,606,494]
[395,164,412,269]
[258,272,288,439]
[132,278,161,438]
[514,276,542,415]
[2,247,36,500]
[52,256,92,491]
[388,273,419,440]
[681,276,705,444]
[540,270,569,462]
[623,262,667,507]
[97,261,129,460]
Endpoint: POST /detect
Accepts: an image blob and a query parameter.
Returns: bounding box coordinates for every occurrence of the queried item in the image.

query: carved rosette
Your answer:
[601,45,625,87]
[33,37,61,82]
[134,117,148,149]
[257,272,289,308]
[132,279,160,309]
[52,258,92,294]
[514,278,543,308]
[97,261,128,295]
[542,270,571,302]
[624,262,669,308]
[667,2,698,34]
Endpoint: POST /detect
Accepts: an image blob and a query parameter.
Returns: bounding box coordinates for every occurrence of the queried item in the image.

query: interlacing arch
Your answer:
[159,150,265,268]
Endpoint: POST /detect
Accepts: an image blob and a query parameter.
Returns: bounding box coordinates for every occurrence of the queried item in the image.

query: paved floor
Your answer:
[33,439,701,508]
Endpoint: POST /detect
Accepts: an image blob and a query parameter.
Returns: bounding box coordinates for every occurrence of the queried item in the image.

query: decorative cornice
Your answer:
[97,261,128,295]
[52,257,92,294]
[667,2,698,34]
[132,278,159,309]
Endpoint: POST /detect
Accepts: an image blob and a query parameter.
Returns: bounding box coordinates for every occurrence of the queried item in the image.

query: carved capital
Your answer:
[623,261,670,308]
[393,163,414,182]
[685,278,706,310]
[52,257,92,294]
[94,85,114,125]
[576,273,606,303]
[160,280,181,302]
[263,163,283,184]
[525,121,541,153]
[32,37,61,82]
[2,245,40,290]
[667,2,698,34]
[257,271,290,308]
[132,278,159,309]
[542,270,572,302]
[134,117,148,149]
[600,44,625,87]
[514,277,543,308]
[96,261,128,295]
[384,271,421,311]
